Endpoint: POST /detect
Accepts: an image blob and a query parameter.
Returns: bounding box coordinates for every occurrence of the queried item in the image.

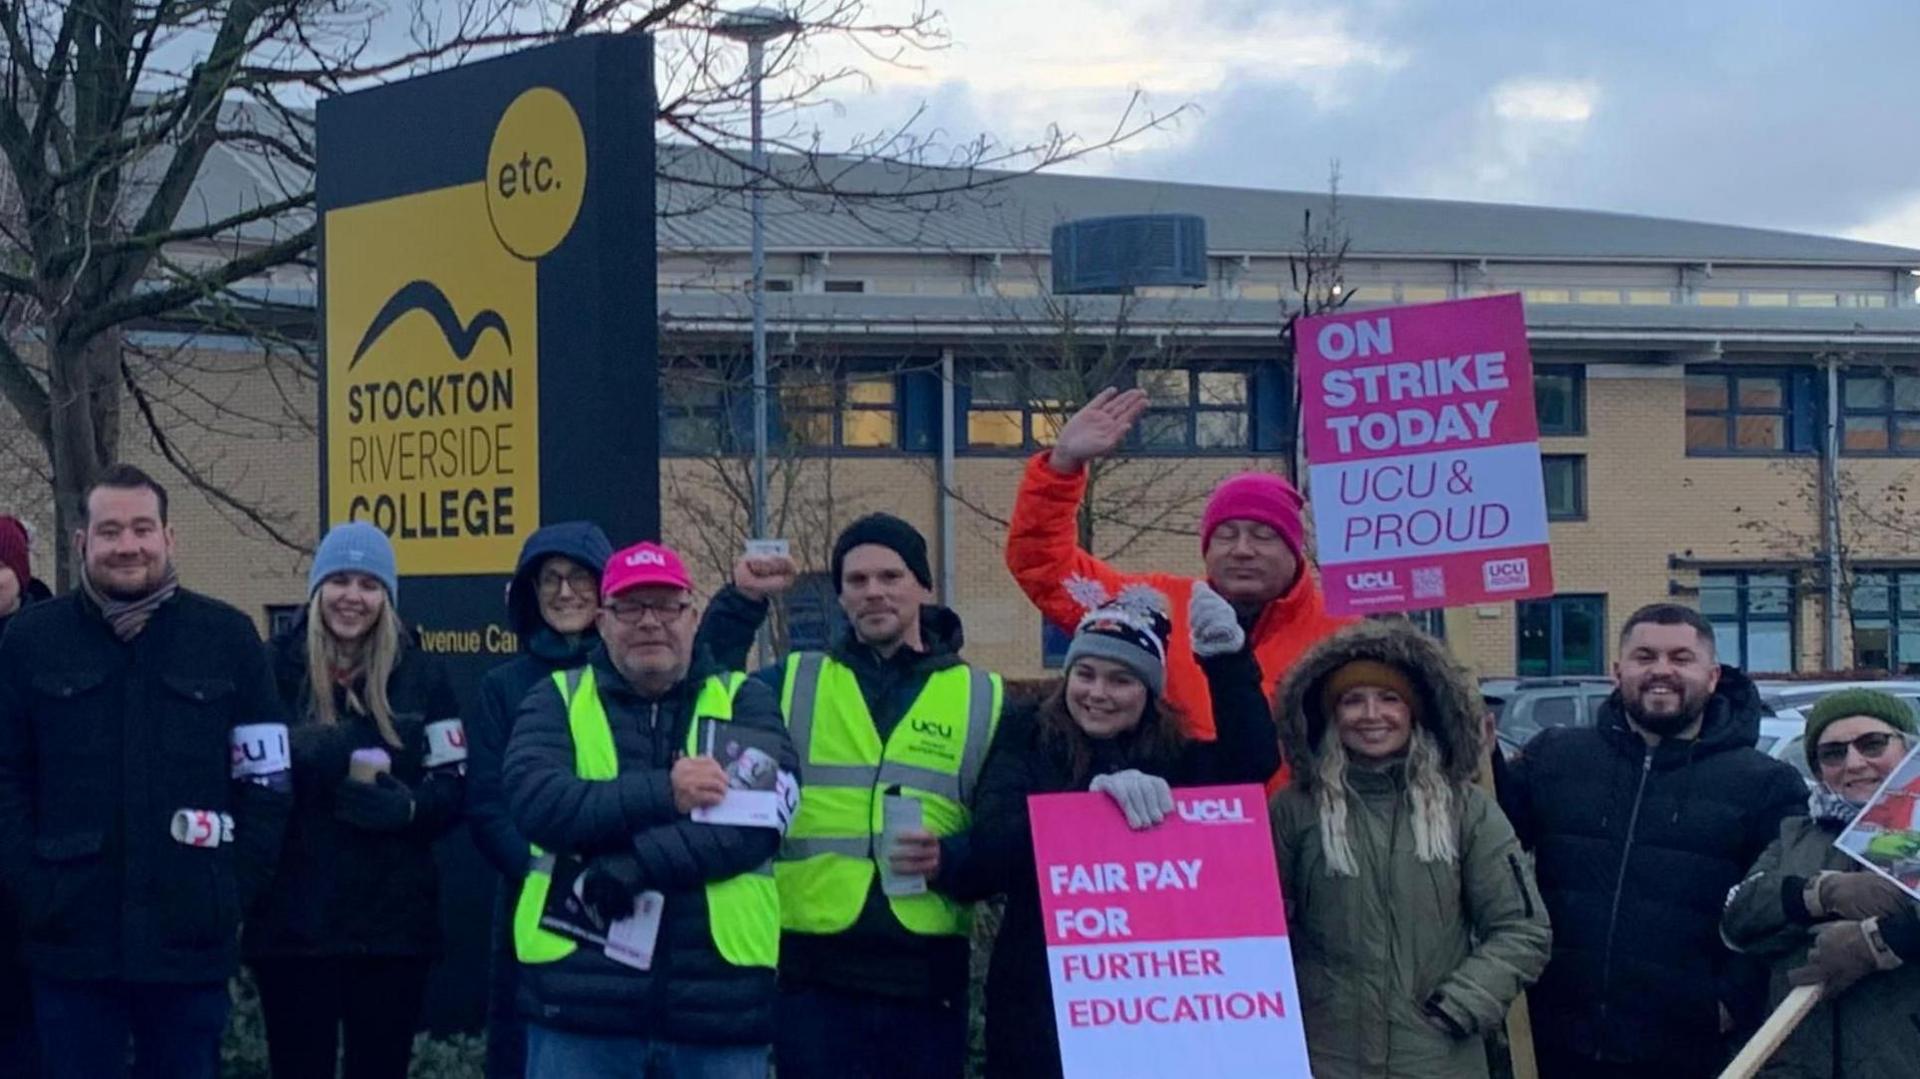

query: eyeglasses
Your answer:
[603,599,693,626]
[537,569,597,596]
[1815,731,1906,767]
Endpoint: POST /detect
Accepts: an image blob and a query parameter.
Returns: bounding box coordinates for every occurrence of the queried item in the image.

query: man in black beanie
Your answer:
[697,512,1002,1079]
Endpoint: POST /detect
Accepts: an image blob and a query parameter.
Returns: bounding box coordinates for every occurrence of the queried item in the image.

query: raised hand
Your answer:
[1048,388,1150,473]
[732,553,799,602]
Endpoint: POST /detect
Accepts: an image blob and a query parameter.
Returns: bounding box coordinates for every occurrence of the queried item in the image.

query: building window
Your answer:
[1684,370,1793,454]
[661,360,737,454]
[1852,571,1920,674]
[1839,370,1920,455]
[763,279,795,292]
[1369,610,1446,640]
[1699,571,1795,673]
[1542,455,1586,520]
[782,573,843,652]
[778,370,899,450]
[965,367,1077,449]
[266,604,303,639]
[1534,365,1584,436]
[1521,288,1572,305]
[1042,619,1072,669]
[1134,367,1252,452]
[823,279,866,294]
[1516,595,1606,676]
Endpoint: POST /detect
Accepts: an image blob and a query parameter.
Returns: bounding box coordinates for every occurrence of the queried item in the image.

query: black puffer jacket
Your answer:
[0,574,51,1017]
[963,647,1280,1079]
[1502,667,1807,1075]
[503,645,796,1043]
[243,612,465,959]
[467,521,612,885]
[0,589,292,983]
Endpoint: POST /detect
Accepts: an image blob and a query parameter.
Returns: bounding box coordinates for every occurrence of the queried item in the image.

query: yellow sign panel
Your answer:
[324,182,540,574]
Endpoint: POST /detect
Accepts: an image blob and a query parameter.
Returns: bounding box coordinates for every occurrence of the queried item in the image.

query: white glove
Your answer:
[1189,581,1245,657]
[1091,770,1175,830]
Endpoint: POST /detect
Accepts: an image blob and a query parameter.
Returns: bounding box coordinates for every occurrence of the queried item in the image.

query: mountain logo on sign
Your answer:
[349,279,512,370]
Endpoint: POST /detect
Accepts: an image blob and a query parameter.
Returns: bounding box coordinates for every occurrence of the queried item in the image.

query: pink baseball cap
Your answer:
[601,541,693,600]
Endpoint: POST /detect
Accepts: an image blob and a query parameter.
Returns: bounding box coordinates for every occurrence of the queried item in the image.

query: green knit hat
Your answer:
[1804,688,1917,769]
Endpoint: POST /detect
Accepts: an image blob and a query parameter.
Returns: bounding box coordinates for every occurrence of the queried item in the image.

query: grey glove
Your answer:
[1091,769,1175,830]
[1188,581,1245,657]
[1788,917,1903,996]
[1809,871,1915,922]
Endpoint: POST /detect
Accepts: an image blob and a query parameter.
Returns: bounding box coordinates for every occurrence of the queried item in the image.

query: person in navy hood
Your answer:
[465,521,612,1079]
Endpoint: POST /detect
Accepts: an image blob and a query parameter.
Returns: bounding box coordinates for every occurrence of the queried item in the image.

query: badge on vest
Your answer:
[230,723,292,793]
[170,809,235,848]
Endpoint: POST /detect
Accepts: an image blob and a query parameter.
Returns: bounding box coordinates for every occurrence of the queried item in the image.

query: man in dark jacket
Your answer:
[465,520,611,1079]
[699,514,1002,1079]
[0,512,49,1079]
[504,540,795,1077]
[1501,603,1806,1079]
[0,466,293,1079]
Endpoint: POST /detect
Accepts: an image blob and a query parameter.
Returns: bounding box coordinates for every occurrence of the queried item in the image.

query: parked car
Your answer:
[1491,677,1617,748]
[1754,679,1920,787]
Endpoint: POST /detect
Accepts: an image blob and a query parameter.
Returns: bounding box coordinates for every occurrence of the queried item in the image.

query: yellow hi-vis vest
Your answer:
[512,666,778,969]
[775,652,1001,937]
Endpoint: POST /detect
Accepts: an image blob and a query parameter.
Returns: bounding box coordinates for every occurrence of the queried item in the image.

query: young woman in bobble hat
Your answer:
[1723,688,1920,1078]
[955,581,1281,1078]
[245,521,467,1079]
[1270,620,1550,1079]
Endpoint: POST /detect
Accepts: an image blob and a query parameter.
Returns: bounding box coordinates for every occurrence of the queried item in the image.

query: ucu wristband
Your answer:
[424,719,469,774]
[231,722,293,793]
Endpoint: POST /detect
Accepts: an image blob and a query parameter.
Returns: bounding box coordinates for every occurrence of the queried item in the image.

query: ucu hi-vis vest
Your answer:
[512,666,779,969]
[777,652,1001,937]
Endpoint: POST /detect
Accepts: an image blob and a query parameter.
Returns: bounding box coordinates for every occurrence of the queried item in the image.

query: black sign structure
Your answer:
[317,34,657,1030]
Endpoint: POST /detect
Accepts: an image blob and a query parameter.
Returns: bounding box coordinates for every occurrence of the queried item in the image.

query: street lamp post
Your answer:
[716,7,801,551]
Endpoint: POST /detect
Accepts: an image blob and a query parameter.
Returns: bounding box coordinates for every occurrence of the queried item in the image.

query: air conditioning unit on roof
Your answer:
[1051,214,1207,295]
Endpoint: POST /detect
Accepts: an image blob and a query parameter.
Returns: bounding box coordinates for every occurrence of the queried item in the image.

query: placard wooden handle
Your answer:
[1717,984,1823,1079]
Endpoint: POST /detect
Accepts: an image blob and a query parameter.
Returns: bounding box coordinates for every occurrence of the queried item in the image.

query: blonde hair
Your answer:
[1314,725,1458,877]
[304,589,403,748]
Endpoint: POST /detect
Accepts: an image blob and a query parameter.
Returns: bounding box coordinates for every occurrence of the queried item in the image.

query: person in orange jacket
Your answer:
[1006,387,1352,776]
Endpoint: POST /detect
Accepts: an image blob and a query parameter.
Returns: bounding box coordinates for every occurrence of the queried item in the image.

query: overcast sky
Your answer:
[781,0,1920,249]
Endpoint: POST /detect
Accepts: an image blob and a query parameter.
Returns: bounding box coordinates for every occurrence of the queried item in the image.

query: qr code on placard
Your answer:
[1412,567,1444,600]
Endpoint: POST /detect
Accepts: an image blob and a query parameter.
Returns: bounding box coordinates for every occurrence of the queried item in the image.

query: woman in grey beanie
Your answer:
[951,581,1279,1078]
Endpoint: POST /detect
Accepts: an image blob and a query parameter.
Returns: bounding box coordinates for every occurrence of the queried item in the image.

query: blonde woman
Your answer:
[244,522,465,1079]
[1270,621,1550,1079]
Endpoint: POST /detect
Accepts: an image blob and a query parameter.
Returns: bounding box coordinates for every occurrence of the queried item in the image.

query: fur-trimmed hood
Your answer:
[1275,619,1485,793]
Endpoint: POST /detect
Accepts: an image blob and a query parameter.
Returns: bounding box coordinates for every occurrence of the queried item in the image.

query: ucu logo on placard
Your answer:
[1176,797,1250,825]
[1346,571,1399,592]
[910,718,953,740]
[626,549,666,568]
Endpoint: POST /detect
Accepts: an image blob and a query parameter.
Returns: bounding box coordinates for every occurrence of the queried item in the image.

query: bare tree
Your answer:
[1280,163,1353,488]
[0,0,1182,584]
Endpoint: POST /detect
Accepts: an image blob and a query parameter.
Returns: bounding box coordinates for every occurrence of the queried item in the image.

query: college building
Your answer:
[5,150,1919,682]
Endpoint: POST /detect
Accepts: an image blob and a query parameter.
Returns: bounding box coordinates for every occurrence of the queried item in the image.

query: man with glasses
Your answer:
[503,541,796,1078]
[1502,604,1806,1079]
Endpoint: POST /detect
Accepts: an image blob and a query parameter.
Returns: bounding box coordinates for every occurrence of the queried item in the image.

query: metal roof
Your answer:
[653,148,1920,267]
[181,135,1920,269]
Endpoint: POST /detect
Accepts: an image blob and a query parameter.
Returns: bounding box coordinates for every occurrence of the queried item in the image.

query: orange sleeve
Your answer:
[1006,451,1133,632]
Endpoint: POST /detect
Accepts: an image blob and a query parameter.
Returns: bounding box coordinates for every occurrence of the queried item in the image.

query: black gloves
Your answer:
[333,774,416,831]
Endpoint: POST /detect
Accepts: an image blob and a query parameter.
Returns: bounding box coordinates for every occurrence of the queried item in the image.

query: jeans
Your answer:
[774,983,968,1079]
[525,1025,770,1079]
[30,977,229,1079]
[484,889,526,1079]
[251,956,432,1079]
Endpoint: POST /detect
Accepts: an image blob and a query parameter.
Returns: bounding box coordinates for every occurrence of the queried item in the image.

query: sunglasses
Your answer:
[1815,731,1906,767]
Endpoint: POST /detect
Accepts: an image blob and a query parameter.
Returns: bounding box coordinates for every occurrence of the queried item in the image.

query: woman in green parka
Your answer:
[1721,688,1920,1079]
[1270,621,1550,1079]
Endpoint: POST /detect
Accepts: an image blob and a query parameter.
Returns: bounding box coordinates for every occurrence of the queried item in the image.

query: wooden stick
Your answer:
[1717,984,1823,1079]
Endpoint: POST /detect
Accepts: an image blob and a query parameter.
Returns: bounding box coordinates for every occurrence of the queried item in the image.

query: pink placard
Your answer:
[1028,786,1312,1078]
[1296,294,1555,615]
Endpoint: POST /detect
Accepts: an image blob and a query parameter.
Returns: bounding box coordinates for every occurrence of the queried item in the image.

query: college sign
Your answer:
[316,35,658,1028]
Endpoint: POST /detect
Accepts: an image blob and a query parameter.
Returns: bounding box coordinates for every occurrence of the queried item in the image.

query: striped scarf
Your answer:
[81,563,180,641]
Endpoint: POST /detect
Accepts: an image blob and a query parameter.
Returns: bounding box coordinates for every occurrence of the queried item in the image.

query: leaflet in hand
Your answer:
[691,720,798,831]
[1835,740,1920,902]
[536,855,665,970]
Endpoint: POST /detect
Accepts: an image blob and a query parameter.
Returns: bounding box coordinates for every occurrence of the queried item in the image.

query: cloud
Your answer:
[1490,78,1598,124]
[1845,192,1920,251]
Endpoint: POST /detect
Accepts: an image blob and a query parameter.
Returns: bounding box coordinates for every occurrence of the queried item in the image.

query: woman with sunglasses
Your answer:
[1723,688,1920,1079]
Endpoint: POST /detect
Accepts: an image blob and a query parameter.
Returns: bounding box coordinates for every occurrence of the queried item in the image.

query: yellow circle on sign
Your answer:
[485,87,586,260]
